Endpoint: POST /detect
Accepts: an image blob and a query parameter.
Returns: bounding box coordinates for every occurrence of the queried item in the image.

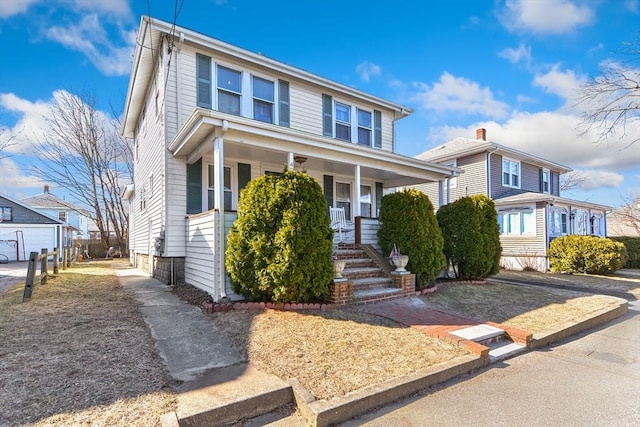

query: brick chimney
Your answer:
[476,128,486,141]
[44,185,50,193]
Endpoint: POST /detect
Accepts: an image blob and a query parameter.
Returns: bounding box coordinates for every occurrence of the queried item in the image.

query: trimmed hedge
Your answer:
[226,170,334,302]
[548,235,627,274]
[377,189,445,289]
[610,237,640,268]
[436,195,502,279]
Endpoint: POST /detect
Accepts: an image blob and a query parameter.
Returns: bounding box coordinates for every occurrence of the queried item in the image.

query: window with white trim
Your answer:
[360,185,372,217]
[502,158,520,188]
[357,109,372,146]
[208,165,232,211]
[549,208,568,236]
[58,211,67,222]
[217,65,242,115]
[498,207,535,236]
[542,168,550,193]
[335,102,351,141]
[252,76,274,123]
[590,214,603,236]
[336,182,351,220]
[0,207,12,222]
[575,210,588,235]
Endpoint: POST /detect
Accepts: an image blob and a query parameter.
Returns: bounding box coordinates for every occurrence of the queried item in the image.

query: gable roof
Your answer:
[21,192,91,217]
[0,193,64,224]
[493,191,611,211]
[416,136,571,174]
[122,16,413,137]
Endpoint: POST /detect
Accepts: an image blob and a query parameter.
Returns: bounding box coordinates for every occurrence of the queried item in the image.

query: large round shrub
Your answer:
[611,237,640,268]
[377,189,446,288]
[436,195,501,279]
[226,170,334,302]
[549,235,627,274]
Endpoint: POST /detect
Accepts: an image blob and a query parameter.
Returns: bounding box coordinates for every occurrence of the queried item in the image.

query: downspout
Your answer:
[215,120,229,300]
[486,146,499,197]
[170,31,184,287]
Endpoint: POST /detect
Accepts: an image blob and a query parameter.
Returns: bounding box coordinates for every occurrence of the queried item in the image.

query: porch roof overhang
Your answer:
[494,192,612,212]
[168,109,460,187]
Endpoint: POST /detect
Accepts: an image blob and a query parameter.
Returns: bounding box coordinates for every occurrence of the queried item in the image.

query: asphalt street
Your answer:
[339,300,640,427]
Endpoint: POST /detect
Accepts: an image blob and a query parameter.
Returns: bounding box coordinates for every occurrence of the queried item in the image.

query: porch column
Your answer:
[213,135,226,300]
[354,165,361,218]
[287,152,294,170]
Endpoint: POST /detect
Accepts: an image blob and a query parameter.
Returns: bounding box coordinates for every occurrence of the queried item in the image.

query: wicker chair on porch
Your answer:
[330,207,353,242]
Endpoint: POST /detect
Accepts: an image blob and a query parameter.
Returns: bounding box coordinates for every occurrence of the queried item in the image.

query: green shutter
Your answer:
[278,80,290,127]
[196,54,212,109]
[322,94,333,137]
[374,110,382,148]
[375,182,383,217]
[238,163,251,200]
[323,175,334,211]
[186,159,203,214]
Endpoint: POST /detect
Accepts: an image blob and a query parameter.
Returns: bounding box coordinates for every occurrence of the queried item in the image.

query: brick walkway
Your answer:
[360,296,492,358]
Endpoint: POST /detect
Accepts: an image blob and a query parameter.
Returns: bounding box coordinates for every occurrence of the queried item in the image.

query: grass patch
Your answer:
[0,261,176,427]
[422,282,622,333]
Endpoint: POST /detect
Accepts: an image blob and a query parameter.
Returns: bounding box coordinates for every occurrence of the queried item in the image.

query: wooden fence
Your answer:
[23,246,79,302]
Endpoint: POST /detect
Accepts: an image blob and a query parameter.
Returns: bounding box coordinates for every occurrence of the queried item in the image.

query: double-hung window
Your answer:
[498,207,535,236]
[208,165,232,211]
[0,207,12,222]
[253,76,274,123]
[502,158,520,188]
[217,65,241,115]
[58,211,67,222]
[542,168,550,193]
[335,103,351,141]
[357,109,372,146]
[336,182,352,220]
[360,185,372,217]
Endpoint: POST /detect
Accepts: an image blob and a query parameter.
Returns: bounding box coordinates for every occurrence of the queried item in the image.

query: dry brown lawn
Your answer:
[0,261,176,427]
[421,281,623,333]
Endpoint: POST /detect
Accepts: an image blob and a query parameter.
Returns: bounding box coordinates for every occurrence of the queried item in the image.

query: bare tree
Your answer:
[559,170,587,192]
[29,90,132,253]
[608,192,640,237]
[576,38,640,148]
[0,127,18,160]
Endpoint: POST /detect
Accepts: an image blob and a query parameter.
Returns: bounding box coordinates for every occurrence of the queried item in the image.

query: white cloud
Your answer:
[499,43,532,66]
[412,72,509,119]
[500,0,594,35]
[355,61,381,82]
[0,158,45,192]
[533,65,585,104]
[45,13,135,76]
[569,169,624,190]
[0,0,41,18]
[69,0,131,17]
[0,93,51,153]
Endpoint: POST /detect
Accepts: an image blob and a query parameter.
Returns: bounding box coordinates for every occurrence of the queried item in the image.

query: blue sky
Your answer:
[0,0,638,208]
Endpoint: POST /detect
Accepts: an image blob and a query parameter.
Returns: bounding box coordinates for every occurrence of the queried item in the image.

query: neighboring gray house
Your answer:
[0,193,71,261]
[414,128,611,271]
[21,185,92,240]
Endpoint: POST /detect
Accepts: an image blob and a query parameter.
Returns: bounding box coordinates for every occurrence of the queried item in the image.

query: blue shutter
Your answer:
[374,110,382,148]
[322,94,333,137]
[186,159,202,214]
[196,54,212,109]
[278,80,290,127]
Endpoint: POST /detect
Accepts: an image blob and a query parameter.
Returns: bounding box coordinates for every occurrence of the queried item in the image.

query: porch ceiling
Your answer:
[169,109,459,187]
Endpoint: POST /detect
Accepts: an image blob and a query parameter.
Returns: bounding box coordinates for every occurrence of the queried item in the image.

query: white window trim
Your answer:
[502,157,521,189]
[204,162,234,212]
[334,101,352,142]
[498,205,535,236]
[542,168,550,194]
[215,63,243,116]
[356,107,373,146]
[251,75,276,124]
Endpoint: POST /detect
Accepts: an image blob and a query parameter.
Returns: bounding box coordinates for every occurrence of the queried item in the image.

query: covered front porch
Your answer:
[169,109,458,299]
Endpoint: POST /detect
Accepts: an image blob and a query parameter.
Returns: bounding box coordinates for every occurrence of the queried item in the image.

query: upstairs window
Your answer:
[253,76,274,123]
[58,211,67,222]
[502,158,520,188]
[335,102,351,141]
[0,207,12,222]
[357,109,372,146]
[542,168,550,193]
[217,65,241,115]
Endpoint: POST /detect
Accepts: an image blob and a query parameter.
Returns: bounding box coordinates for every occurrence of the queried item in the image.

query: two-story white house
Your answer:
[121,16,458,301]
[415,128,611,271]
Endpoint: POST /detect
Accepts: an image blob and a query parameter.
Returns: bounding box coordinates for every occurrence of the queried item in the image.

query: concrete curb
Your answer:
[530,298,628,349]
[292,354,484,427]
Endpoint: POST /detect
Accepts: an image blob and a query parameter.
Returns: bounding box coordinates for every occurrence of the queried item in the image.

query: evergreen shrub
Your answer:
[610,237,640,268]
[226,169,334,302]
[377,189,445,288]
[548,235,627,274]
[436,195,502,279]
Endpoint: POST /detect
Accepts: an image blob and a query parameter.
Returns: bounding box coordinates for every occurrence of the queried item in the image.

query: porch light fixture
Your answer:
[294,156,307,166]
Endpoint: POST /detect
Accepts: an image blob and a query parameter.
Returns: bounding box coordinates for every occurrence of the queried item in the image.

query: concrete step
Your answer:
[353,287,403,303]
[343,267,387,280]
[344,257,377,268]
[334,249,366,259]
[351,277,393,290]
[449,324,505,345]
[488,340,528,363]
